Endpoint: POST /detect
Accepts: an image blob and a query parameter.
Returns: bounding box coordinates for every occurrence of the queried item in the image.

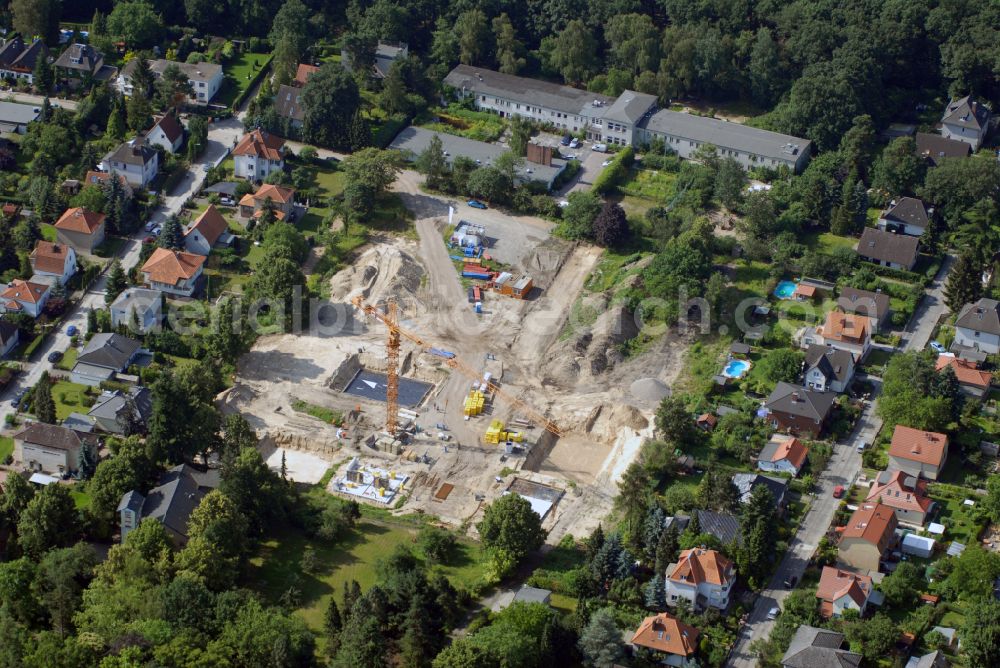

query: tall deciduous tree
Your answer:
[302,64,362,150]
[962,600,1000,666]
[106,1,163,49]
[543,20,598,84]
[415,134,448,189]
[492,13,526,75]
[591,201,630,248]
[476,493,545,574]
[454,9,490,65]
[16,484,79,558]
[12,0,60,43]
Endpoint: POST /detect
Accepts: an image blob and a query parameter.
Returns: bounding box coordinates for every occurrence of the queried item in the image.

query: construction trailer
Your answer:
[451,221,487,249]
[490,272,533,299]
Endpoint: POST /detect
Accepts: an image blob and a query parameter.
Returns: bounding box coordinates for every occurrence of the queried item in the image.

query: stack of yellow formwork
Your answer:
[464,389,485,416]
[484,419,504,444]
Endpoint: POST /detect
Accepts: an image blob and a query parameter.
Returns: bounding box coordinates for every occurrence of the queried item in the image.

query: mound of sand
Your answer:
[542,294,640,386]
[629,377,670,404]
[329,244,426,308]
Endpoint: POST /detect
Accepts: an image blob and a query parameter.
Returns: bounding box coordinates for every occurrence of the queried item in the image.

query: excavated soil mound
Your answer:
[629,377,670,404]
[329,245,426,307]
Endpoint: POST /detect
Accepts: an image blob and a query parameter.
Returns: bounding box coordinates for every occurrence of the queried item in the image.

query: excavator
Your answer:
[350,295,562,437]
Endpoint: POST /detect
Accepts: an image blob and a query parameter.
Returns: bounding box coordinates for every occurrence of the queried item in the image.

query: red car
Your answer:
[833,485,845,499]
[143,235,155,244]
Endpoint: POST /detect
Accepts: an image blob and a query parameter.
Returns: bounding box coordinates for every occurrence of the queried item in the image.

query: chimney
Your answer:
[791,392,799,402]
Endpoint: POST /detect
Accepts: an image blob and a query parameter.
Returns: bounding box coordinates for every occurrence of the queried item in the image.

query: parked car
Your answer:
[467,200,487,209]
[929,341,946,353]
[601,159,612,166]
[593,143,608,152]
[143,235,155,244]
[784,575,798,589]
[47,350,63,363]
[569,138,580,148]
[857,441,868,453]
[65,325,77,336]
[833,485,845,498]
[151,226,161,236]
[766,607,780,621]
[145,222,156,232]
[10,389,27,408]
[220,196,235,206]
[560,134,572,146]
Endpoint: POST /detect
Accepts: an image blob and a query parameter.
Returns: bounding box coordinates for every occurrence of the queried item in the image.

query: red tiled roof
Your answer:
[232,128,285,160]
[294,63,319,86]
[1,279,49,305]
[30,240,72,275]
[84,171,130,190]
[762,435,809,470]
[888,425,948,467]
[866,470,932,514]
[841,503,897,549]
[54,207,106,234]
[816,566,872,615]
[668,548,734,586]
[185,205,228,246]
[631,612,700,656]
[140,248,205,286]
[819,311,870,344]
[253,183,294,204]
[794,284,817,297]
[935,355,992,390]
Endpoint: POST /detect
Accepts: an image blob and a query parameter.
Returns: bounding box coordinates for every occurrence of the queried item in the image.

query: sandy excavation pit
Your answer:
[226,217,687,541]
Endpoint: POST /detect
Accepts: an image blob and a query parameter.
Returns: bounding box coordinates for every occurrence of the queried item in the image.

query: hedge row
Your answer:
[592,145,634,195]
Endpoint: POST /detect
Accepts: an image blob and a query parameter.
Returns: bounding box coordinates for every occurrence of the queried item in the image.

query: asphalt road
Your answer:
[1,90,79,110]
[726,255,954,667]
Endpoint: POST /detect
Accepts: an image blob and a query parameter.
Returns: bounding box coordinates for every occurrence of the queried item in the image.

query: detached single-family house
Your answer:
[764,382,835,439]
[941,95,991,150]
[29,240,76,287]
[0,320,20,357]
[274,84,305,129]
[145,113,184,154]
[0,279,50,318]
[292,63,319,87]
[836,287,891,333]
[813,311,871,360]
[664,510,744,548]
[13,422,99,475]
[757,435,809,477]
[54,207,106,253]
[665,548,736,611]
[887,425,948,481]
[70,333,142,386]
[630,612,700,667]
[232,129,286,181]
[906,651,948,668]
[732,473,788,511]
[816,566,874,619]
[935,354,992,398]
[84,170,133,198]
[866,469,934,526]
[140,248,206,297]
[953,298,1000,354]
[781,626,861,668]
[238,183,296,221]
[857,227,920,271]
[54,43,104,80]
[838,503,898,573]
[804,345,855,394]
[342,41,409,79]
[915,132,971,166]
[109,288,163,333]
[0,36,47,84]
[88,386,152,434]
[878,197,932,237]
[118,464,209,545]
[100,138,159,188]
[183,205,233,255]
[119,58,223,105]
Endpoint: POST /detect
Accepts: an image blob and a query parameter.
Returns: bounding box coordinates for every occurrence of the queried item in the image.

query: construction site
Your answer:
[220,207,687,542]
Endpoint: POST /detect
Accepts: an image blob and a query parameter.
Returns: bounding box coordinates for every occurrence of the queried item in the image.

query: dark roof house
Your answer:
[837,287,890,326]
[880,197,931,234]
[87,386,153,434]
[765,382,836,438]
[0,37,47,77]
[118,464,206,544]
[805,345,854,386]
[781,626,861,668]
[857,227,920,270]
[732,473,789,508]
[955,298,1000,335]
[54,43,104,75]
[915,132,971,166]
[274,84,305,124]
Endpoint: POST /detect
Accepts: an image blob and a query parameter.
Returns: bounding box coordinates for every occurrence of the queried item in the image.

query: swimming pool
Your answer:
[722,359,751,379]
[774,280,798,299]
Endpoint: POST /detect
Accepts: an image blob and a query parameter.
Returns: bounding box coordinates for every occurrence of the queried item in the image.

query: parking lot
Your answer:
[527,131,609,196]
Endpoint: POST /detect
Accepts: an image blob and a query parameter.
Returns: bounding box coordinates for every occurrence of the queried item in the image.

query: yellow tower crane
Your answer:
[350,296,562,436]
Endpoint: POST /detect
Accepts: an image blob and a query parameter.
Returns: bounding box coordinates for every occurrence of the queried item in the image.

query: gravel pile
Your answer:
[629,377,670,403]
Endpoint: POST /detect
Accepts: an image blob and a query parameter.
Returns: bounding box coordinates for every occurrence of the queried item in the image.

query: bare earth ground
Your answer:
[222,178,689,542]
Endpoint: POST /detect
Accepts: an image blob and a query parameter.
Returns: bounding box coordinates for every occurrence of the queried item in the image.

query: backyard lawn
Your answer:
[55,347,79,371]
[0,436,13,463]
[251,516,487,648]
[51,380,93,421]
[40,223,57,242]
[618,167,678,201]
[217,51,272,107]
[801,231,859,255]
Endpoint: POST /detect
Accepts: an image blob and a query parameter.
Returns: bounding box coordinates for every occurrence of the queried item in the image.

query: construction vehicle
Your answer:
[350,296,561,436]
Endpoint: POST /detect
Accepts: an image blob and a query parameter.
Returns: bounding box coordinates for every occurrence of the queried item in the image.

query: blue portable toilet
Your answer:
[475,301,482,313]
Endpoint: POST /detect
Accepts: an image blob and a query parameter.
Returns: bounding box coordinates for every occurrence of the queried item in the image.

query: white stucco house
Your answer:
[757,435,809,477]
[100,138,159,188]
[954,298,1000,354]
[665,548,736,611]
[232,129,286,181]
[29,240,77,287]
[940,95,991,151]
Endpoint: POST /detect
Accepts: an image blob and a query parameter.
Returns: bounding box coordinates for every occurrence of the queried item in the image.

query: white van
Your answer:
[593,143,608,153]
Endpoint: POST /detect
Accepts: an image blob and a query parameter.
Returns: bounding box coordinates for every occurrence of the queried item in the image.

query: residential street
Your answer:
[1,90,79,111]
[726,256,954,667]
[0,114,246,428]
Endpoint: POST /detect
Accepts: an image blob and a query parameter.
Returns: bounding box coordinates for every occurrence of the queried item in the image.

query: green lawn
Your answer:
[250,519,487,647]
[800,231,858,255]
[731,260,772,296]
[55,347,78,371]
[774,298,835,325]
[217,51,272,107]
[51,380,92,421]
[289,159,347,239]
[39,223,57,242]
[862,348,894,371]
[929,488,986,546]
[619,167,678,201]
[0,436,13,463]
